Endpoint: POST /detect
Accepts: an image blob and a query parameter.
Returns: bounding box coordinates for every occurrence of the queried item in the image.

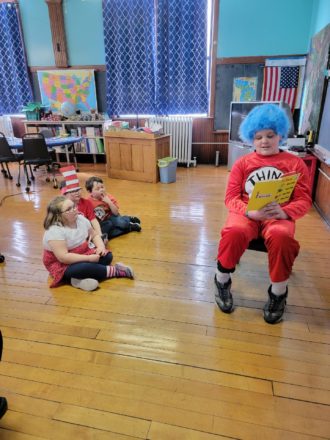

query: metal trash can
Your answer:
[158,157,178,183]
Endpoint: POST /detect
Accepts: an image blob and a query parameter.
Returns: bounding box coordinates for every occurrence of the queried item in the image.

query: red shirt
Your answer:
[87,194,119,222]
[226,151,312,220]
[77,197,96,222]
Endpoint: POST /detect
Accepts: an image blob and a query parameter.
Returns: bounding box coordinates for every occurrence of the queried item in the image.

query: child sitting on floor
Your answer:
[85,176,141,240]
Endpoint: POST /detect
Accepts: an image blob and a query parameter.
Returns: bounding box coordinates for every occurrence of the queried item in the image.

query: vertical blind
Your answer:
[103,0,208,116]
[0,2,32,114]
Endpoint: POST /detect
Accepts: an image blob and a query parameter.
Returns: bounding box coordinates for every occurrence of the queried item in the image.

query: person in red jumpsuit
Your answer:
[215,104,311,324]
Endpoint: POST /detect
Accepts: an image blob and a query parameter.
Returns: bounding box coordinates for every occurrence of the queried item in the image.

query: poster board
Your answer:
[214,63,264,131]
[37,69,98,113]
[300,23,330,133]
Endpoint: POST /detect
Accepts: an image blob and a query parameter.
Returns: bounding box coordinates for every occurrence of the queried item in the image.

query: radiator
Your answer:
[147,116,195,167]
[0,116,14,137]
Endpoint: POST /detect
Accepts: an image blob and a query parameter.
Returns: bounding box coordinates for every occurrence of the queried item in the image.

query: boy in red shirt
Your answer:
[85,176,141,240]
[215,104,311,324]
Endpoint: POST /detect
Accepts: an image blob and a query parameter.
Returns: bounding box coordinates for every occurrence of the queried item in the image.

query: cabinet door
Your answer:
[314,163,330,225]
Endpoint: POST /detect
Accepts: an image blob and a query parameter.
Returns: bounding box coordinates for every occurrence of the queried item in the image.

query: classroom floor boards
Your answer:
[0,163,329,439]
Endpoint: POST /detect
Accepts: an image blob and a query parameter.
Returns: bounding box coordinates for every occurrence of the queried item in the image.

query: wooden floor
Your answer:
[0,163,329,440]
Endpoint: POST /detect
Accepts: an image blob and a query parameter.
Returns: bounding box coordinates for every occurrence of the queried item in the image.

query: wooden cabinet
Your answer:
[104,131,170,183]
[314,162,330,226]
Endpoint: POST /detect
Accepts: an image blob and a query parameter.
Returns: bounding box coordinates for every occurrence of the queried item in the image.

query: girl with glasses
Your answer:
[42,196,134,291]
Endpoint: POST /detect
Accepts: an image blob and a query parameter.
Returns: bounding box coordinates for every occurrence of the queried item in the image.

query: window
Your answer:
[103,0,211,117]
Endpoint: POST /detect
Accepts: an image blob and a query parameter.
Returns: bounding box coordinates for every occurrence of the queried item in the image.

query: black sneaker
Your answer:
[263,286,288,324]
[0,397,8,419]
[129,216,141,224]
[130,222,141,232]
[214,276,233,313]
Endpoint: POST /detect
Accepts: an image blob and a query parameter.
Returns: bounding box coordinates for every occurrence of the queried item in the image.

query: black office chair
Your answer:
[235,237,267,265]
[0,132,22,180]
[20,133,61,192]
[39,128,79,171]
[247,237,267,253]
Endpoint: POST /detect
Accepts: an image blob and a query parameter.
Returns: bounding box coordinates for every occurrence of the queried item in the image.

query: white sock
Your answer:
[271,280,288,296]
[216,269,230,285]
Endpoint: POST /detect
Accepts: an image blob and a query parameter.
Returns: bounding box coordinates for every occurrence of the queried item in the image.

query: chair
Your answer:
[0,132,22,180]
[247,237,267,253]
[39,128,79,171]
[236,237,267,265]
[20,133,61,192]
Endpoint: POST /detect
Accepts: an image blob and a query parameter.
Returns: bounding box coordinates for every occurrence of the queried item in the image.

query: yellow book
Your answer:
[247,173,300,211]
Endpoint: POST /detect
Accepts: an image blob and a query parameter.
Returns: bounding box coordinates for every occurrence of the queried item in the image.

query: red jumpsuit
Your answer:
[217,151,312,282]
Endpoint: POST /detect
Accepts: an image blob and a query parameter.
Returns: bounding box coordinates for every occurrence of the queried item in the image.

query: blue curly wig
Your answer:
[239,104,290,145]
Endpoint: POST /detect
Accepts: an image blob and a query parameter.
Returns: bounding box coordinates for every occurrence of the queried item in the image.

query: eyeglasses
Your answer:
[61,205,77,213]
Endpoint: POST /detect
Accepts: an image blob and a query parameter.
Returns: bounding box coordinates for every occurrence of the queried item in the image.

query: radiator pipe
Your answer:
[215,151,220,166]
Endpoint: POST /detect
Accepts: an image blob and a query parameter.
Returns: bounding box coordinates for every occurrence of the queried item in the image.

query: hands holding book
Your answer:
[247,203,289,221]
[246,172,299,221]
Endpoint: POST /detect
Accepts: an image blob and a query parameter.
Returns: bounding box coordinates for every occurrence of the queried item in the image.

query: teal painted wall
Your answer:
[19,0,54,66]
[309,0,330,38]
[218,0,314,57]
[19,0,105,66]
[19,0,329,66]
[63,0,105,65]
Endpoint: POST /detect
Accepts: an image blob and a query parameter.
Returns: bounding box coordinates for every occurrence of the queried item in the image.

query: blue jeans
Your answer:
[100,215,131,239]
[63,252,113,281]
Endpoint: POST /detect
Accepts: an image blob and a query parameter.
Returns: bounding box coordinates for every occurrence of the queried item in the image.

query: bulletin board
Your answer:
[300,23,330,133]
[32,71,107,113]
[214,63,264,131]
[37,69,98,112]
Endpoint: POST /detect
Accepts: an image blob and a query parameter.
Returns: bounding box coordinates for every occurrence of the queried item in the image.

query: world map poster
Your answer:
[37,69,98,113]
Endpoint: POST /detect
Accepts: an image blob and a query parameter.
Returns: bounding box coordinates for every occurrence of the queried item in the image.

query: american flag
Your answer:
[262,65,301,112]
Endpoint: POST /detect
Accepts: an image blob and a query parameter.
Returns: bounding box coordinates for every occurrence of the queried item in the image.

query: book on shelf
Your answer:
[85,126,96,137]
[247,172,300,211]
[79,138,88,153]
[86,138,98,153]
[95,137,104,153]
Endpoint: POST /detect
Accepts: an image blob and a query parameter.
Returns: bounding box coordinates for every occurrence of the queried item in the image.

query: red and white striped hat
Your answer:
[60,165,81,194]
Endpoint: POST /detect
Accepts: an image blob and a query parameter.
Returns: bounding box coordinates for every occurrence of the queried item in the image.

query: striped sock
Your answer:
[107,265,116,278]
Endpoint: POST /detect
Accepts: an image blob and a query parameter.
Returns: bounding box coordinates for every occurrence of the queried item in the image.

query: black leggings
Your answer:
[63,252,113,281]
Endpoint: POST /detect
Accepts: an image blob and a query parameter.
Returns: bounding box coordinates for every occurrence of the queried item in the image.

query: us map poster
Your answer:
[37,69,98,113]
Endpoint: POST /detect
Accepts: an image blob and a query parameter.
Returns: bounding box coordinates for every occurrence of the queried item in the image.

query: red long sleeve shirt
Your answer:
[225,151,312,220]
